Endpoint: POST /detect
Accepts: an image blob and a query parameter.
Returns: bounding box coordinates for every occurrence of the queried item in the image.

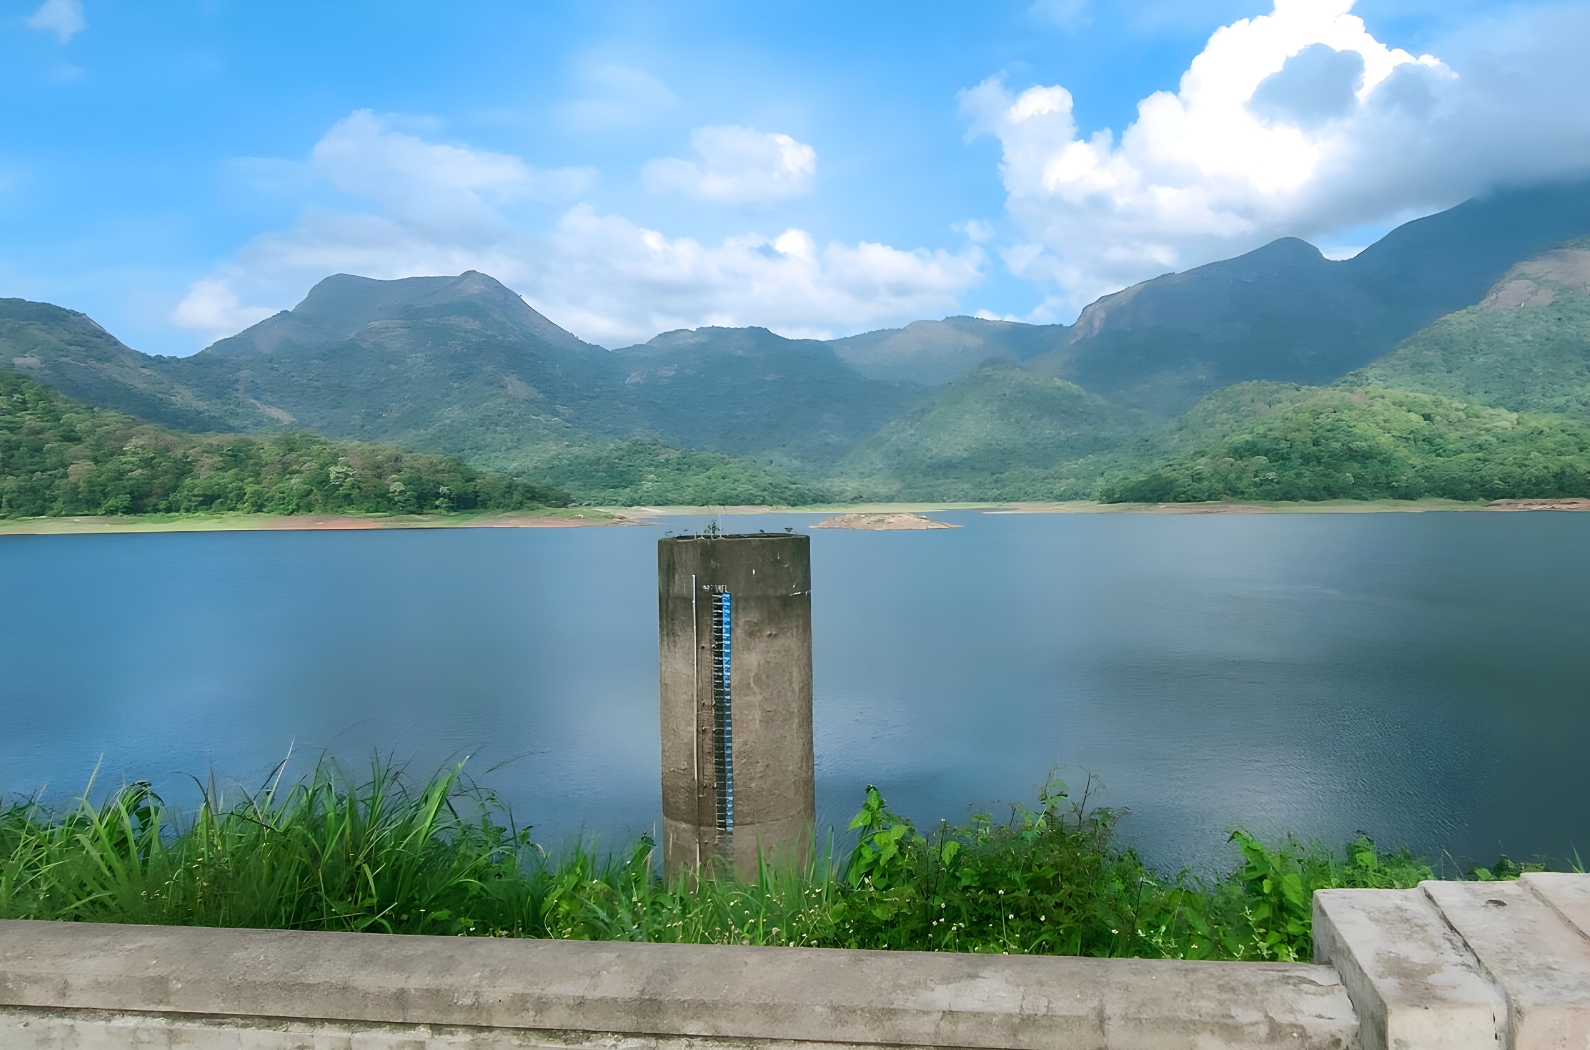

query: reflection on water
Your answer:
[2,511,1586,872]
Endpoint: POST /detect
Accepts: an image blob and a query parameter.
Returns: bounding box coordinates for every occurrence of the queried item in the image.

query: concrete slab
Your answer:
[1313,888,1501,1050]
[0,920,1358,1050]
[1521,871,1590,945]
[1422,879,1590,1050]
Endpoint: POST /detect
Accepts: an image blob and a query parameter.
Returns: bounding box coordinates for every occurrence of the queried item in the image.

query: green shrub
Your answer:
[0,760,1484,960]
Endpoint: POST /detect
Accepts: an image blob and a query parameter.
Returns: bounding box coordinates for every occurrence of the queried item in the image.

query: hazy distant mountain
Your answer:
[614,315,1064,389]
[610,326,918,473]
[1033,179,1590,414]
[828,316,1063,384]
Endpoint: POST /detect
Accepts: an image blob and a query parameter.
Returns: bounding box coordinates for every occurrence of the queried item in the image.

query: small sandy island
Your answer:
[812,512,959,530]
[1485,498,1590,512]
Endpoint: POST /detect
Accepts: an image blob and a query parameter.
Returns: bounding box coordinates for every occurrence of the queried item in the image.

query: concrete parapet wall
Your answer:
[3,874,1588,1050]
[1,919,1355,1049]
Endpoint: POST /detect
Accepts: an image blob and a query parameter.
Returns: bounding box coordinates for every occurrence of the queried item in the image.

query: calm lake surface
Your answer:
[2,511,1587,873]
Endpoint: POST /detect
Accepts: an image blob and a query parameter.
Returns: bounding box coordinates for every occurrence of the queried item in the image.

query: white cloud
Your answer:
[557,63,679,132]
[965,0,1590,318]
[642,126,817,205]
[26,0,84,43]
[174,112,979,346]
[171,278,275,334]
[312,110,595,234]
[529,206,982,344]
[953,219,997,244]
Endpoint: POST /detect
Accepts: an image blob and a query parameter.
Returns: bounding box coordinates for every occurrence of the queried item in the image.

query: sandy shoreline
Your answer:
[2,497,1585,536]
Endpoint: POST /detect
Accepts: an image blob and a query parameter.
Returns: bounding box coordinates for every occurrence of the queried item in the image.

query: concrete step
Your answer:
[1424,877,1590,1050]
[1523,870,1590,943]
[1313,886,1502,1050]
[1318,873,1590,1050]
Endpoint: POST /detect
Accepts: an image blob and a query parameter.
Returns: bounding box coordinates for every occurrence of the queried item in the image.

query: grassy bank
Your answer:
[3,759,1547,961]
[0,499,1524,534]
[0,508,624,535]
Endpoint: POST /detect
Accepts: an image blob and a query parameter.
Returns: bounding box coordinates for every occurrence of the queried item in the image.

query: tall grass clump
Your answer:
[0,758,540,935]
[1,759,1457,960]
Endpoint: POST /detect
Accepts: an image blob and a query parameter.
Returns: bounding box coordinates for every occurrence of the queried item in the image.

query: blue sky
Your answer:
[3,0,1588,354]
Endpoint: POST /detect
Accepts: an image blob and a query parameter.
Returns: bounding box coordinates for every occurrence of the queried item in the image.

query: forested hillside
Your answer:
[1097,388,1590,503]
[1350,245,1590,418]
[0,368,568,518]
[8,183,1590,508]
[833,363,1148,501]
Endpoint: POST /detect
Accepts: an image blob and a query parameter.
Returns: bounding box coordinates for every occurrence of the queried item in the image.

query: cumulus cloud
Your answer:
[26,0,84,42]
[642,126,817,205]
[965,0,1590,319]
[953,219,998,244]
[530,206,982,344]
[171,279,276,334]
[313,110,595,232]
[174,112,979,346]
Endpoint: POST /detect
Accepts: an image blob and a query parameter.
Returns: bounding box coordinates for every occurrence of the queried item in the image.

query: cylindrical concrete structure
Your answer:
[658,534,814,879]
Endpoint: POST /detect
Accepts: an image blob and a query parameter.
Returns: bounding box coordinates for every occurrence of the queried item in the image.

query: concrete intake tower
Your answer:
[657,533,815,878]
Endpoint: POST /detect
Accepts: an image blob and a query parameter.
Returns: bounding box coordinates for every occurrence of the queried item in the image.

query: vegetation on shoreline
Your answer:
[4,759,1542,960]
[0,369,570,518]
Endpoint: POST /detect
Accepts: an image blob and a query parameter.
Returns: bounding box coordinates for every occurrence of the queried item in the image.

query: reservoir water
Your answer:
[2,510,1586,873]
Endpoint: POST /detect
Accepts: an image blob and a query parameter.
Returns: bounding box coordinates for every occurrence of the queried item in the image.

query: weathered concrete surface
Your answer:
[1423,879,1590,1050]
[1313,888,1502,1050]
[1523,870,1590,941]
[0,920,1357,1050]
[13,878,1590,1048]
[658,534,815,879]
[1317,874,1590,1050]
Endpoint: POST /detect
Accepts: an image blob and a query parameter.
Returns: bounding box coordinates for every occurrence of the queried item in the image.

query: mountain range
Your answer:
[6,178,1590,507]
